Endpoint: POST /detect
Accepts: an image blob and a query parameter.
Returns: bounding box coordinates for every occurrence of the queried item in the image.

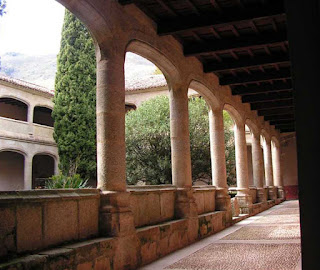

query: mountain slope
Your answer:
[0,52,157,90]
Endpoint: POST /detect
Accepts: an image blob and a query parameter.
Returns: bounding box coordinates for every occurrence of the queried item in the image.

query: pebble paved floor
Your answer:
[139,200,301,270]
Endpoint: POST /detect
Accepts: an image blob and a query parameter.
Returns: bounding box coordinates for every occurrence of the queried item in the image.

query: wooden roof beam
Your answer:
[242,90,293,103]
[270,119,295,125]
[184,31,287,56]
[204,54,290,73]
[232,81,292,95]
[264,114,295,121]
[220,69,291,86]
[251,99,293,110]
[258,107,294,117]
[157,1,285,35]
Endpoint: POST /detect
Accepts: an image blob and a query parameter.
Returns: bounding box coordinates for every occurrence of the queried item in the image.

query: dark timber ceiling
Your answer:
[119,0,295,133]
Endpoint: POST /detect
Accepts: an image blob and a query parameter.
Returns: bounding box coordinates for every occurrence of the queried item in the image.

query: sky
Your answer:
[0,0,158,88]
[0,0,65,55]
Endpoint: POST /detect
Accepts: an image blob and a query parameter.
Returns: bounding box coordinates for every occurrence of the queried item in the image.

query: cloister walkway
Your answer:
[139,201,301,270]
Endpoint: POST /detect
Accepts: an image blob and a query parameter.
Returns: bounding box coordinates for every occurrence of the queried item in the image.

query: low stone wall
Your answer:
[249,187,257,204]
[231,197,240,217]
[0,189,100,260]
[0,211,226,270]
[128,185,175,228]
[193,186,216,215]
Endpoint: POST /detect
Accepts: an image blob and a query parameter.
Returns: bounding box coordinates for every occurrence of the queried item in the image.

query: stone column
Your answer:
[169,84,197,227]
[96,53,135,237]
[24,154,32,190]
[209,108,232,222]
[272,141,285,199]
[234,122,252,214]
[251,133,267,203]
[263,137,276,200]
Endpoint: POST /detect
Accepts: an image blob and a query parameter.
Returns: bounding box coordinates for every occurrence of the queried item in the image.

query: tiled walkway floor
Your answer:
[139,201,301,270]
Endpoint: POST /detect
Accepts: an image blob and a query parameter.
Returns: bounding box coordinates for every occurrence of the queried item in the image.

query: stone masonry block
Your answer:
[16,204,42,253]
[78,199,99,239]
[43,200,78,247]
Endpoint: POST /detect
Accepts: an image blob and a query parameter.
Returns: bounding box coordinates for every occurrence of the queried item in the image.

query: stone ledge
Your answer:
[0,189,100,203]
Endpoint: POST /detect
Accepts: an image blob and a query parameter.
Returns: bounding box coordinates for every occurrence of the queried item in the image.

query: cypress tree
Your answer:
[53,10,96,183]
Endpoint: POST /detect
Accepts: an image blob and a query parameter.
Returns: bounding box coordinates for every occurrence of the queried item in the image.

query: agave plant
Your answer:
[45,174,89,189]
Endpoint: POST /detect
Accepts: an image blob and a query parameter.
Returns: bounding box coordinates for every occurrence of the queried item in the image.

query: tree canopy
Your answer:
[125,95,236,186]
[52,10,96,182]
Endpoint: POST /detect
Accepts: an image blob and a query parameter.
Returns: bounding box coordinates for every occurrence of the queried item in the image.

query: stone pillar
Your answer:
[209,108,232,223]
[272,141,285,199]
[169,84,197,228]
[251,133,267,203]
[24,154,32,190]
[234,122,252,214]
[27,105,34,123]
[263,137,276,200]
[96,53,135,238]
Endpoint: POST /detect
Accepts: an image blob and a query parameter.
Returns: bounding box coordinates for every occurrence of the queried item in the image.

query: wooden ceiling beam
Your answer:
[251,99,293,110]
[258,107,294,116]
[270,119,295,125]
[275,123,295,130]
[264,114,295,121]
[157,2,285,35]
[279,128,295,133]
[204,54,290,73]
[184,31,287,56]
[242,91,293,103]
[220,69,291,86]
[232,81,292,95]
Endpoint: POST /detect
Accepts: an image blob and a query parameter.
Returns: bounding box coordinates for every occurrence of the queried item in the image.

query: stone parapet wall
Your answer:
[193,186,216,215]
[0,189,100,260]
[127,185,175,228]
[249,187,257,204]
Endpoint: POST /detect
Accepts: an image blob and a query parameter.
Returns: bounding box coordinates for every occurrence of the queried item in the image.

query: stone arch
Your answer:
[271,136,280,148]
[55,0,113,51]
[261,129,271,142]
[187,80,220,111]
[0,148,27,157]
[32,152,57,189]
[126,39,180,90]
[223,103,243,127]
[245,119,259,136]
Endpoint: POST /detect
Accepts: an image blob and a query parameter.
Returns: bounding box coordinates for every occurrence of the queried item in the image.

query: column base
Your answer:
[215,188,232,225]
[99,191,136,237]
[257,187,268,203]
[175,187,198,219]
[267,186,277,200]
[277,186,286,200]
[236,188,253,215]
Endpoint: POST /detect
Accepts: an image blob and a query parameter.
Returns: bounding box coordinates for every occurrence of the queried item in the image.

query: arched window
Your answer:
[33,106,54,127]
[0,97,28,121]
[0,151,25,191]
[32,154,55,189]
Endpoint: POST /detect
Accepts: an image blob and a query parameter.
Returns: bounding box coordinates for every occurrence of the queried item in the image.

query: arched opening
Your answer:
[223,109,237,190]
[245,124,254,187]
[0,97,28,121]
[32,154,55,189]
[187,87,211,186]
[0,151,25,191]
[260,134,267,187]
[124,51,171,185]
[33,106,54,127]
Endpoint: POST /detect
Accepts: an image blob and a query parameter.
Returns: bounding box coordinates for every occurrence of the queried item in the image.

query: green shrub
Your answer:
[125,95,236,185]
[45,174,89,189]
